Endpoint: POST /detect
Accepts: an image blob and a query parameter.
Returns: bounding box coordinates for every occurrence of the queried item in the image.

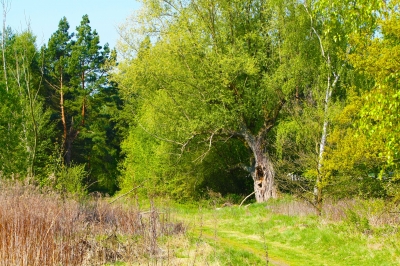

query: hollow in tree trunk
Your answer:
[244,129,278,202]
[252,157,277,202]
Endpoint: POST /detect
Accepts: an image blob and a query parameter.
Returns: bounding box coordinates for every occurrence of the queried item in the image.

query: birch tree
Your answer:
[301,0,381,213]
[0,29,52,179]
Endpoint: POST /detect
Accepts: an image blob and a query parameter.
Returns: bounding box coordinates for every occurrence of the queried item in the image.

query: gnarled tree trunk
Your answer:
[252,154,277,202]
[244,129,278,202]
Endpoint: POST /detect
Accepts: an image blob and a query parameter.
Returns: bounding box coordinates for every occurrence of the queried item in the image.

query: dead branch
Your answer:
[109,185,141,204]
[239,191,255,207]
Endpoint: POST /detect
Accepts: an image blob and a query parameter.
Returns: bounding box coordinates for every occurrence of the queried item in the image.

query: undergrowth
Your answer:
[0,181,185,266]
[1,180,399,265]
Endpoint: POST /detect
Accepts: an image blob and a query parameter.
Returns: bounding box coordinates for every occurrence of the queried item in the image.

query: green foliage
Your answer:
[0,83,27,176]
[55,164,88,197]
[346,0,400,169]
[119,125,198,200]
[116,0,325,199]
[323,90,388,198]
[332,0,400,200]
[0,29,55,180]
[0,0,399,205]
[0,15,121,196]
[38,140,87,196]
[346,209,371,232]
[273,0,384,207]
[196,139,252,197]
[41,15,122,194]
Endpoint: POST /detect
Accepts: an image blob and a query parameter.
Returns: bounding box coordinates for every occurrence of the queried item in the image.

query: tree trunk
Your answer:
[244,130,277,202]
[315,54,340,216]
[60,74,67,152]
[252,153,277,202]
[81,71,86,126]
[1,0,8,92]
[65,130,72,166]
[24,58,38,178]
[65,119,78,166]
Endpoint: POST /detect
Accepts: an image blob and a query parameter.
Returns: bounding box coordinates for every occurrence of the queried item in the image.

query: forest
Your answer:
[1,0,399,212]
[0,0,399,264]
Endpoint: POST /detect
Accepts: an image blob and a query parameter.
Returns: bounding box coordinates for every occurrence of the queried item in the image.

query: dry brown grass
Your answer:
[0,181,185,266]
[265,199,316,217]
[266,196,400,228]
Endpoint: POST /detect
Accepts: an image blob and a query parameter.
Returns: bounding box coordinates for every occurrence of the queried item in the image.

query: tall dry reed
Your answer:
[0,182,184,266]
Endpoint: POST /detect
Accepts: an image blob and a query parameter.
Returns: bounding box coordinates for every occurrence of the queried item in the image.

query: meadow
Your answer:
[1,181,399,265]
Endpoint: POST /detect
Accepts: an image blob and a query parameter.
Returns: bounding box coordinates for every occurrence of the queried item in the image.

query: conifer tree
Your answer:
[43,15,121,193]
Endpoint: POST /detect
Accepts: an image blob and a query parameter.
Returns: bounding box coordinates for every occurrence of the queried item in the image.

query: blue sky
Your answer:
[6,0,141,48]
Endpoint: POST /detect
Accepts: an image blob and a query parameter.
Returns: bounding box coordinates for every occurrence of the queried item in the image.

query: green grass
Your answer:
[169,201,400,266]
[95,195,399,265]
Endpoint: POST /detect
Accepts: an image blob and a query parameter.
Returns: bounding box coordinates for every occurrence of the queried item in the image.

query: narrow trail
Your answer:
[197,228,290,266]
[174,210,292,266]
[172,207,339,266]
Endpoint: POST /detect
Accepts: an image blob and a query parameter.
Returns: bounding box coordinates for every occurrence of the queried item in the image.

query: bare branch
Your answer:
[312,27,326,59]
[302,3,326,59]
[109,185,141,204]
[180,133,197,154]
[239,191,255,207]
[193,131,215,162]
[265,99,286,130]
[1,0,11,91]
[44,78,61,91]
[139,123,184,146]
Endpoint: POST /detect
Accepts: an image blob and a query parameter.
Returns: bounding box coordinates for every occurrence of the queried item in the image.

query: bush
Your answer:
[55,164,88,198]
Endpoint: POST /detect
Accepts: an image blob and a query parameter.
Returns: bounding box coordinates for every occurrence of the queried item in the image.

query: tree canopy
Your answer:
[0,0,398,208]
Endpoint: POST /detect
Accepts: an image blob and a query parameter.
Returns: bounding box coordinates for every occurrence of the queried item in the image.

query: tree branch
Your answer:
[193,131,215,162]
[139,123,184,146]
[259,98,286,139]
[239,191,255,207]
[109,185,141,204]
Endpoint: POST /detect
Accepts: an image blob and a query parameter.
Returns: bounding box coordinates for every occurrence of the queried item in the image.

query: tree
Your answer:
[347,0,400,170]
[117,0,322,201]
[326,1,400,200]
[66,14,109,166]
[43,15,121,193]
[1,0,10,91]
[0,29,54,180]
[266,0,384,215]
[43,17,73,161]
[322,89,387,199]
[303,0,380,213]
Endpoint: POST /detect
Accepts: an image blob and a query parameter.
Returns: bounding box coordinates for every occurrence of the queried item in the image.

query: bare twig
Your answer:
[139,123,184,146]
[109,185,141,204]
[193,131,215,162]
[239,191,255,207]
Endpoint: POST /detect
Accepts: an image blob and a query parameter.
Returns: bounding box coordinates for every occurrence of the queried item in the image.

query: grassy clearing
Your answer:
[170,197,400,265]
[1,181,399,265]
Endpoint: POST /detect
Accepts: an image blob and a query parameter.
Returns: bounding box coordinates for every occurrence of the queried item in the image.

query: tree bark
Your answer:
[243,129,277,202]
[315,54,340,215]
[65,119,79,166]
[60,73,67,150]
[81,71,86,126]
[1,0,9,92]
[237,99,285,202]
[252,150,277,202]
